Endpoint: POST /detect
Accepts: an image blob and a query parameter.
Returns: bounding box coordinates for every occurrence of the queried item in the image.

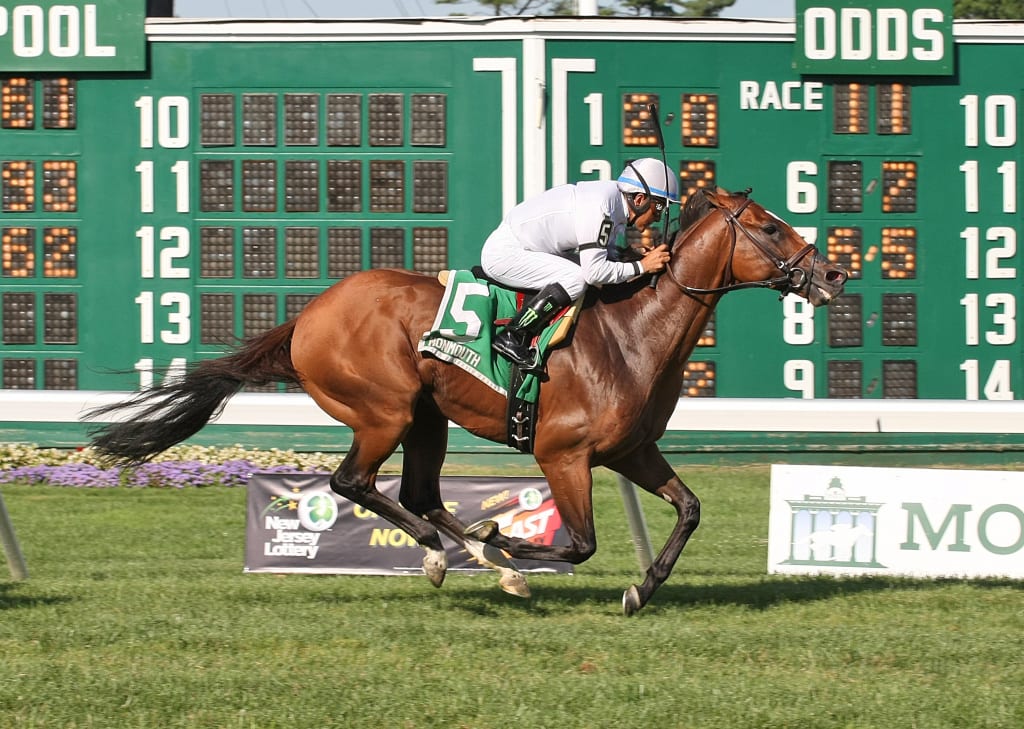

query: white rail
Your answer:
[2,391,1023,434]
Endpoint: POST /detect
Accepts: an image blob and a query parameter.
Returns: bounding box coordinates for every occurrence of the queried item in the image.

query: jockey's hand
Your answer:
[639,243,671,274]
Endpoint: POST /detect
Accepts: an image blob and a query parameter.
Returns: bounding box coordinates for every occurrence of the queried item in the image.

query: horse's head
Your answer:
[672,187,848,306]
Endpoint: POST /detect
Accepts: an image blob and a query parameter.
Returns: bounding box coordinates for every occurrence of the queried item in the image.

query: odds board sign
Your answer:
[795,0,953,75]
[2,9,1024,443]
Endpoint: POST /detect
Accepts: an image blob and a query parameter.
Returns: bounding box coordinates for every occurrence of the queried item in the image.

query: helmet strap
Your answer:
[624,192,650,226]
[624,161,655,225]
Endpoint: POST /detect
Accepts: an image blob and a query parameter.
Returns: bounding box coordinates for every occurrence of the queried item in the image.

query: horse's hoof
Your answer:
[464,519,499,543]
[422,548,447,588]
[622,585,643,616]
[499,572,531,599]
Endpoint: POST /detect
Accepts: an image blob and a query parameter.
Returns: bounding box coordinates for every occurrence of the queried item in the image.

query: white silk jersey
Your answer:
[501,180,643,286]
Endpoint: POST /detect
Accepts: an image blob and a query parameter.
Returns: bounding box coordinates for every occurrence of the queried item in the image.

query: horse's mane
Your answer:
[675,189,717,233]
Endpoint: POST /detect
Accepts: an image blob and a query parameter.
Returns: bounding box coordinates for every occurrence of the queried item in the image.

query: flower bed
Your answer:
[0,444,339,488]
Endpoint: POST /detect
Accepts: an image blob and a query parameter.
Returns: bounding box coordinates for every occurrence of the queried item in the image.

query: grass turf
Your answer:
[1,466,1022,728]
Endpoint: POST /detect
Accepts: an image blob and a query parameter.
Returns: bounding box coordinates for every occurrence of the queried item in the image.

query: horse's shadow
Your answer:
[439,574,1024,617]
[0,581,73,611]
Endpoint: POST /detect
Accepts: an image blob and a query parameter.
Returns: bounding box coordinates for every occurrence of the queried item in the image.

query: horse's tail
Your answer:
[86,319,300,466]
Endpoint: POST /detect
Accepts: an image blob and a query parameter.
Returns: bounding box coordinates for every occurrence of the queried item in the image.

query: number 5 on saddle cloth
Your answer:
[418,269,581,453]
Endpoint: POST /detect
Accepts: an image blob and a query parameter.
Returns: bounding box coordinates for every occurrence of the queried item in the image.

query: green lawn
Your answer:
[1,466,1022,728]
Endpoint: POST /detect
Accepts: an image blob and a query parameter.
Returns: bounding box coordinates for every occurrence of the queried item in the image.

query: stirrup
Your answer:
[516,356,546,376]
[492,340,543,374]
[492,340,536,367]
[510,349,545,375]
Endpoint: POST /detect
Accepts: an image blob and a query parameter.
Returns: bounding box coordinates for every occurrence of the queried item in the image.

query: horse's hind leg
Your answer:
[398,397,530,598]
[329,431,448,588]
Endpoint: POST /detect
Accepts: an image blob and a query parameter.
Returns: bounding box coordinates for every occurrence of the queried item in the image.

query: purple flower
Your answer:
[0,458,316,488]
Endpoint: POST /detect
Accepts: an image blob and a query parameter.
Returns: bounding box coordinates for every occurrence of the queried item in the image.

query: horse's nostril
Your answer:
[826,269,848,284]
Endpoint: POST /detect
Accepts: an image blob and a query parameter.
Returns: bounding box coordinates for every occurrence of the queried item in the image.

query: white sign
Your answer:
[768,464,1024,578]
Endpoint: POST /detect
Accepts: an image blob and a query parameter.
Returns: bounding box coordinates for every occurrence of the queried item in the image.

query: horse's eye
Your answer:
[762,223,778,236]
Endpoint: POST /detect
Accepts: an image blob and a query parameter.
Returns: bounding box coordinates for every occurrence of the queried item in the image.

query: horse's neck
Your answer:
[574,214,734,386]
[617,225,732,377]
[584,288,719,393]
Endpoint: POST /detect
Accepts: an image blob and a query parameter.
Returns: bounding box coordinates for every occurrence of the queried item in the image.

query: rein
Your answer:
[663,194,818,299]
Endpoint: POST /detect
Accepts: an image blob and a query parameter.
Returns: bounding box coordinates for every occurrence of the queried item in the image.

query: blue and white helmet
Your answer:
[616,157,680,203]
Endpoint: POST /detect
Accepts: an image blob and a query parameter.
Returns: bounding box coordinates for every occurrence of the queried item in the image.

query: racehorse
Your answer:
[87,187,847,615]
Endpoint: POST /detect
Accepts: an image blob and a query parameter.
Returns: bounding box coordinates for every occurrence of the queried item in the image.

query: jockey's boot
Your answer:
[492,283,572,374]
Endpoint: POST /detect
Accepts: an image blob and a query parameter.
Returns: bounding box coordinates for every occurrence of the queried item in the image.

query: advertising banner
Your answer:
[245,473,572,575]
[769,464,1024,579]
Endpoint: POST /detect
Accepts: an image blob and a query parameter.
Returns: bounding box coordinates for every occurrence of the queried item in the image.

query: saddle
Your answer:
[430,269,583,453]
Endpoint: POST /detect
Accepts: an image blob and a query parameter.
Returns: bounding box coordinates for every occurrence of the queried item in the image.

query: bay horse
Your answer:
[87,187,847,615]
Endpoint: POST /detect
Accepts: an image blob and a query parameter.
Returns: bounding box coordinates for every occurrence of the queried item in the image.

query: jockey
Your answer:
[481,157,677,372]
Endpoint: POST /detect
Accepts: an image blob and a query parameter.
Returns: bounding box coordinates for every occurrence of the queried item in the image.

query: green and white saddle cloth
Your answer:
[418,270,577,404]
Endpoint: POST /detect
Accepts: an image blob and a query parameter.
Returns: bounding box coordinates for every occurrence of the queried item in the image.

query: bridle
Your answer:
[662,190,819,299]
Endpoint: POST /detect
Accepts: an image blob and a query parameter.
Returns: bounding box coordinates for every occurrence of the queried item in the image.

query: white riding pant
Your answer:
[480,223,587,300]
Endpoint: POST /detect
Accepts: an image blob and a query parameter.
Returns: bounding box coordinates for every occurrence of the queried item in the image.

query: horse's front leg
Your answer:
[606,443,701,616]
[424,507,531,598]
[465,455,598,564]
